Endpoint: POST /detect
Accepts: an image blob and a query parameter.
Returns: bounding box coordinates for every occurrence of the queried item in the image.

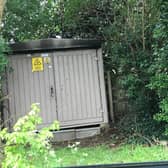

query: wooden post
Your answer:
[107,71,115,123]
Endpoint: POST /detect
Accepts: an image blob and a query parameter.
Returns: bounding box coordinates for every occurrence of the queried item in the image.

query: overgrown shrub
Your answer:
[0,37,8,126]
[0,37,8,93]
[2,1,61,41]
[0,103,59,168]
[0,37,8,74]
[148,0,168,136]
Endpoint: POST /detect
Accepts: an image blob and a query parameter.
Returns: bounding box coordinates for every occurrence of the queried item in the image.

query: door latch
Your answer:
[50,86,54,97]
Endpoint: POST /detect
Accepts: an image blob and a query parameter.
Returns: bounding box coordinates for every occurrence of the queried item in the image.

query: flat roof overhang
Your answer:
[9,38,101,54]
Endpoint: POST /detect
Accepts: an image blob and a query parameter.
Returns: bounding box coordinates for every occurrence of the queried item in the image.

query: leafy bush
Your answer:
[0,37,8,74]
[0,103,59,168]
[0,37,8,125]
[148,0,168,136]
[2,1,61,41]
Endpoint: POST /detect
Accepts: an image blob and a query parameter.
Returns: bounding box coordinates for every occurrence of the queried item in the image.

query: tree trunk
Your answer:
[142,0,145,51]
[0,0,6,23]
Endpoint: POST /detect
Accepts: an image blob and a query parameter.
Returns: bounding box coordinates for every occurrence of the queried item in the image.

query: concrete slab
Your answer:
[51,127,100,142]
[76,127,100,139]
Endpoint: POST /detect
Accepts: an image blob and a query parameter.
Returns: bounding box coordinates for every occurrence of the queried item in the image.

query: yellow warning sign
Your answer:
[32,57,44,72]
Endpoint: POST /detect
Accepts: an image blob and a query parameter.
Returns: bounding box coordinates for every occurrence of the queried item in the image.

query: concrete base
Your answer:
[51,127,100,142]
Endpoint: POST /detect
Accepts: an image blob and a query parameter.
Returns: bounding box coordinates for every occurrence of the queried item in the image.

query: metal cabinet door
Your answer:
[53,50,103,128]
[7,54,57,127]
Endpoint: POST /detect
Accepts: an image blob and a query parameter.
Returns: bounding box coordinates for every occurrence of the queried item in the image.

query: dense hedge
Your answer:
[148,0,168,135]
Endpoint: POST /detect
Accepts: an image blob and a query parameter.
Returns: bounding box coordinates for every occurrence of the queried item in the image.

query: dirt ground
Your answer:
[53,127,126,148]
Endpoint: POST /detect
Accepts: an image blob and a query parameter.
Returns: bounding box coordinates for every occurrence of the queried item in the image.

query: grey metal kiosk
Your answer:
[5,39,108,140]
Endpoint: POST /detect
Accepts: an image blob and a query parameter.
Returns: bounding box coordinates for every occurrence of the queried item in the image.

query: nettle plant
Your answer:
[0,103,59,168]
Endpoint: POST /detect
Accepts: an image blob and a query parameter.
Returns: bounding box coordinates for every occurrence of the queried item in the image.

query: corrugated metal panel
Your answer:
[7,48,108,129]
[7,54,57,127]
[53,49,103,127]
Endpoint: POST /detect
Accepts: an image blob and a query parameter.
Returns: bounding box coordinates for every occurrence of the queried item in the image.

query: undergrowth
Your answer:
[0,103,59,168]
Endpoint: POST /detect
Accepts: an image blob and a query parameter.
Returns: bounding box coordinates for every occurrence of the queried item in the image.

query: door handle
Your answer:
[50,86,54,97]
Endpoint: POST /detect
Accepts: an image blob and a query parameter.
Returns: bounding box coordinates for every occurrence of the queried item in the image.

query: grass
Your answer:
[50,144,168,167]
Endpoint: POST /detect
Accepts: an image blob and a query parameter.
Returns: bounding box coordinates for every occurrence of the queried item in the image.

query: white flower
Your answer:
[29,110,36,115]
[75,141,80,145]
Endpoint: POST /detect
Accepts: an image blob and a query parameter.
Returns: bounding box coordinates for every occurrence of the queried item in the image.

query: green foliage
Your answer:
[2,0,61,41]
[0,103,59,168]
[148,0,168,136]
[0,37,8,100]
[0,37,8,74]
